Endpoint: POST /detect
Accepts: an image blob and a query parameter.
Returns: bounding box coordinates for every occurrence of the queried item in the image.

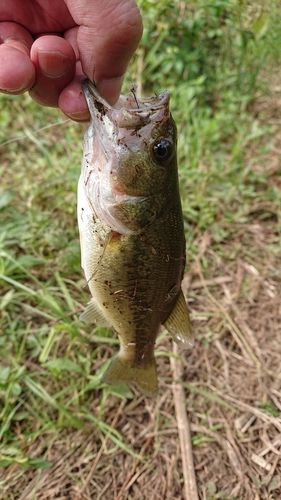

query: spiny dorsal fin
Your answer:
[80,297,111,327]
[164,289,193,349]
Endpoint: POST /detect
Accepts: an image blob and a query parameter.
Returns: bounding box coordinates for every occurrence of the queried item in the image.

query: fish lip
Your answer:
[83,78,170,127]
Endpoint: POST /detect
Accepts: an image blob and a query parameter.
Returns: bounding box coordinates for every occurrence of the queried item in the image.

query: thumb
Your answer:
[65,0,143,104]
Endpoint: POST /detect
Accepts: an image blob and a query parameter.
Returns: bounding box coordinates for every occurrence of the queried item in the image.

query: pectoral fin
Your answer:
[164,289,193,349]
[80,297,111,327]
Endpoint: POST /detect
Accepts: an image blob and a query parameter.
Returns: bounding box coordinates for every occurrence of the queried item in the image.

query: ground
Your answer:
[0,69,281,500]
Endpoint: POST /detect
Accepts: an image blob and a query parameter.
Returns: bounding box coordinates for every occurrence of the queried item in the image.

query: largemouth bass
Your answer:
[78,79,193,397]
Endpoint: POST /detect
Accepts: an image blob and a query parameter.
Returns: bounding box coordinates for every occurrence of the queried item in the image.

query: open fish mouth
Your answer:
[83,79,172,157]
[83,78,170,130]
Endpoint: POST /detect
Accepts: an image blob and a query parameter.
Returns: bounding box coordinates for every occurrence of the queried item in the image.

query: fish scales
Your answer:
[78,79,193,397]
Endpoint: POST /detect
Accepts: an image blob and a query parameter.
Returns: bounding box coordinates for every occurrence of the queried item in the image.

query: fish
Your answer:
[77,78,193,397]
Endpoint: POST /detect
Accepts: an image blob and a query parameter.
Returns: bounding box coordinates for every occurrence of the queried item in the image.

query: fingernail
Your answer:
[96,76,124,105]
[65,110,90,122]
[38,50,71,78]
[0,82,30,94]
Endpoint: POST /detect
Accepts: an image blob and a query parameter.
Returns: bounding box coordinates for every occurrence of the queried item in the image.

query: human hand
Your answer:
[0,0,143,121]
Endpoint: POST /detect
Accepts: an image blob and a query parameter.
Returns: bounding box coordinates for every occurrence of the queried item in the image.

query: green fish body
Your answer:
[78,79,193,397]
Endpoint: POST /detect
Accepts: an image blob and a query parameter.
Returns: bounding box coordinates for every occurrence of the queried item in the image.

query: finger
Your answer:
[59,71,90,122]
[60,28,90,120]
[0,22,35,93]
[63,26,80,60]
[65,0,143,104]
[29,35,76,107]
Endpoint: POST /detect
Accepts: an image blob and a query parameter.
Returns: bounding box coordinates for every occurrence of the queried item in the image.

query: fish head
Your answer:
[82,79,178,235]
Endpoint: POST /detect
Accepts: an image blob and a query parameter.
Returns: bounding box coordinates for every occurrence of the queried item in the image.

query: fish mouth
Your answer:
[83,78,170,130]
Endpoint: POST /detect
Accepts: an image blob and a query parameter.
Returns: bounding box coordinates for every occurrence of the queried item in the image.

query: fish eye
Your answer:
[152,139,173,165]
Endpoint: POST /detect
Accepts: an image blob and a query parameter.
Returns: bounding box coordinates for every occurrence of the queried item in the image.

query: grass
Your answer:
[0,1,281,498]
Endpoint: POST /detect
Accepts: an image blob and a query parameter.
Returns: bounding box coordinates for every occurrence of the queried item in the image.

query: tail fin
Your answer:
[101,355,158,398]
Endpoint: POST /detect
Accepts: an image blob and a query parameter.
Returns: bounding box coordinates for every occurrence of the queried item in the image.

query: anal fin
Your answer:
[80,297,111,327]
[164,289,193,349]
